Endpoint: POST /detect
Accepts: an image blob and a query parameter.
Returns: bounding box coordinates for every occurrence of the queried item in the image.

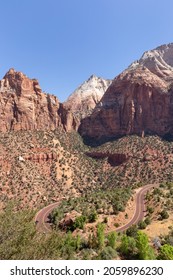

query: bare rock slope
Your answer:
[79,43,173,143]
[64,75,112,119]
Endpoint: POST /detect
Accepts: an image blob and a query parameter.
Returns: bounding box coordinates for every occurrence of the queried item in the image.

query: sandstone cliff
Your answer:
[64,75,112,119]
[0,68,77,132]
[79,43,173,143]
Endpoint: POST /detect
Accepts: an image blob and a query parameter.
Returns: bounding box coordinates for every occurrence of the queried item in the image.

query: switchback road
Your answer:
[115,184,158,232]
[35,184,158,233]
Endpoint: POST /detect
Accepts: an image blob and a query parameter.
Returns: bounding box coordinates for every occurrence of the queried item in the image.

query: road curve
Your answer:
[35,201,61,232]
[115,183,158,232]
[35,183,159,233]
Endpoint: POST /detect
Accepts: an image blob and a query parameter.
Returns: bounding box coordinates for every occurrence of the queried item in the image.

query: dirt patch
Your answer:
[143,213,173,239]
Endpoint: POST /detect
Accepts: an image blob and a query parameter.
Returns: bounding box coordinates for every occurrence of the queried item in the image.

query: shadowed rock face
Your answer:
[79,43,173,143]
[0,68,77,132]
[86,152,128,166]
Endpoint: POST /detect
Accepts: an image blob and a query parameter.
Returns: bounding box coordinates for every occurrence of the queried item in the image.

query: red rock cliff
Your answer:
[79,43,173,142]
[0,68,77,132]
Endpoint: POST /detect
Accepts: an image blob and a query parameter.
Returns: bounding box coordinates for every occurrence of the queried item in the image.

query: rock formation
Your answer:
[0,68,77,132]
[2,43,173,141]
[86,151,128,166]
[64,75,112,120]
[79,43,173,143]
[24,152,57,163]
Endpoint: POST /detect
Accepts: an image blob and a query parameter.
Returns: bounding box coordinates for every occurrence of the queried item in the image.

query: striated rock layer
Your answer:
[79,43,173,143]
[0,68,77,132]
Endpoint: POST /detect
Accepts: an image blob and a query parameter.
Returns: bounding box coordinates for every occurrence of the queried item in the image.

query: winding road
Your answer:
[115,183,158,232]
[35,184,158,233]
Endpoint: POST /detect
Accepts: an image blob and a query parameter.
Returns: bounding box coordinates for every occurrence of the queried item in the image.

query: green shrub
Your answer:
[98,246,117,260]
[138,220,147,229]
[159,210,169,220]
[73,215,87,230]
[147,206,154,214]
[88,210,98,223]
[144,217,151,225]
[114,222,119,228]
[157,244,173,260]
[126,225,138,238]
[103,217,108,223]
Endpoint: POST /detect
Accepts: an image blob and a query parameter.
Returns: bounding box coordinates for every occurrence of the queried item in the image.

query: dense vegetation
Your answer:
[144,182,173,222]
[89,135,173,186]
[49,186,132,231]
[0,203,173,260]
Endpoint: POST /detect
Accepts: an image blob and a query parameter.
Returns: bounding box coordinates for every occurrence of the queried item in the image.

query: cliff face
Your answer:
[2,43,173,139]
[79,43,173,143]
[0,68,77,132]
[86,151,128,166]
[64,75,112,120]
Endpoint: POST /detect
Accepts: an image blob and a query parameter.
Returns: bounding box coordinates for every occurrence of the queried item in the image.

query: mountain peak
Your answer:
[4,68,26,78]
[7,68,15,74]
[129,43,173,79]
[64,75,112,119]
[88,74,97,80]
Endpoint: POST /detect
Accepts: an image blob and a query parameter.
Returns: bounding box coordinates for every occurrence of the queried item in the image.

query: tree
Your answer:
[126,224,138,238]
[159,210,169,220]
[138,220,147,229]
[97,223,105,249]
[119,235,129,256]
[136,231,155,260]
[158,244,173,260]
[107,232,117,249]
[119,234,137,258]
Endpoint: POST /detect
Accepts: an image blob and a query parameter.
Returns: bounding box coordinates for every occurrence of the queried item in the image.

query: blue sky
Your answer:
[0,0,173,101]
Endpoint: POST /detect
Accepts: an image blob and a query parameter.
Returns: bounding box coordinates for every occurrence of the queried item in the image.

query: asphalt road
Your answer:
[115,184,158,232]
[35,201,61,232]
[35,183,158,233]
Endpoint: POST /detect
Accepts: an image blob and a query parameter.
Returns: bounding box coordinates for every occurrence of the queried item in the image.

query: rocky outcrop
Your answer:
[64,75,112,120]
[86,152,128,166]
[79,43,173,143]
[59,210,80,230]
[0,68,77,132]
[130,43,173,80]
[24,152,57,163]
[108,153,128,166]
